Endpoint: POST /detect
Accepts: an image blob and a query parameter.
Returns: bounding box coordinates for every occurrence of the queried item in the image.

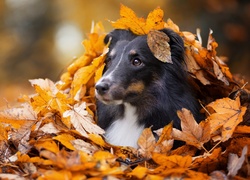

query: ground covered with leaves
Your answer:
[1,4,250,180]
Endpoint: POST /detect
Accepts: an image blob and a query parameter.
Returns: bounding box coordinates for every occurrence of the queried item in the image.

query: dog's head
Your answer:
[95,28,186,105]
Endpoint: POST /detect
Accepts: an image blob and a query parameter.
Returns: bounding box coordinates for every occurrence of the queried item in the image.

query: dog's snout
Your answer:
[95,82,110,95]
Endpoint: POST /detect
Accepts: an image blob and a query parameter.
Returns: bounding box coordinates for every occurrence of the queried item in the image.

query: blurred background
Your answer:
[0,0,249,106]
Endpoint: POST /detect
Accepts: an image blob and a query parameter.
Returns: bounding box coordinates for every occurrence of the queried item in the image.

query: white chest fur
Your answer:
[105,103,144,148]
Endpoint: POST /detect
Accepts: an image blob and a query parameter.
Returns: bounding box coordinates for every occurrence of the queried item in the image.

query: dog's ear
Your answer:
[104,29,137,47]
[147,28,184,64]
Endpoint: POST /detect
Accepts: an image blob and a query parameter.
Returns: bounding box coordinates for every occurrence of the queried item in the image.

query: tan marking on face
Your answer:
[126,81,145,94]
[129,49,137,55]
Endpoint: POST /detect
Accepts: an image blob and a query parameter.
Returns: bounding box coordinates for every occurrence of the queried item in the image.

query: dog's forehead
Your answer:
[110,40,129,55]
[110,36,149,57]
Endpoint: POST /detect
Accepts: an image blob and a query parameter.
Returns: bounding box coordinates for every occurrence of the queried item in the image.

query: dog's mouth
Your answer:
[95,90,123,105]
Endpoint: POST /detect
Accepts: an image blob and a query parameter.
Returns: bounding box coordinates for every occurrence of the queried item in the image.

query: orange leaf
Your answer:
[34,139,59,154]
[88,134,107,147]
[53,133,76,150]
[138,127,156,158]
[191,148,221,172]
[152,153,192,169]
[154,123,174,154]
[206,97,247,142]
[111,4,164,35]
[38,170,73,180]
[172,108,210,149]
[30,81,71,121]
[128,166,148,179]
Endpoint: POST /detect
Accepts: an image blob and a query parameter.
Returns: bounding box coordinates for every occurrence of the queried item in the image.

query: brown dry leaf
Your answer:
[0,103,37,121]
[234,125,250,134]
[63,102,104,137]
[185,47,211,85]
[226,137,250,157]
[191,148,221,172]
[206,97,247,142]
[170,145,198,157]
[227,146,248,177]
[172,108,210,149]
[71,139,98,154]
[154,122,174,154]
[147,30,172,63]
[212,60,229,86]
[39,122,60,134]
[111,4,164,35]
[138,127,156,158]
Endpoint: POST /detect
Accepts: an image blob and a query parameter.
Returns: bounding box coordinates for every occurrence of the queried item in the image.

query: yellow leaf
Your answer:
[206,97,247,142]
[111,4,164,35]
[34,139,59,154]
[53,133,76,150]
[88,134,107,147]
[31,83,71,120]
[128,166,148,179]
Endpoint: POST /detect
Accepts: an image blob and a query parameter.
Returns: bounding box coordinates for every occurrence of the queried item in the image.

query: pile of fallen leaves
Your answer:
[1,4,250,180]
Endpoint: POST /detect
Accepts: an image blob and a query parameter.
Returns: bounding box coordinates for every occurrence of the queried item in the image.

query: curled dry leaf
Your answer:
[227,146,248,177]
[147,30,172,63]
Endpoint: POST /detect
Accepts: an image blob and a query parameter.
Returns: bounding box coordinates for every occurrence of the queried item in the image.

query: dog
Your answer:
[95,28,202,148]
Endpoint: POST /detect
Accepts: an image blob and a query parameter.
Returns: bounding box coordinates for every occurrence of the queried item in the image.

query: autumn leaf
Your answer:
[30,80,71,115]
[206,97,247,142]
[138,127,156,158]
[63,102,104,137]
[191,148,222,172]
[147,30,172,63]
[53,133,76,150]
[154,122,174,154]
[111,4,164,35]
[152,152,192,169]
[128,166,148,179]
[34,139,60,154]
[172,108,210,149]
[227,146,248,177]
[1,5,250,180]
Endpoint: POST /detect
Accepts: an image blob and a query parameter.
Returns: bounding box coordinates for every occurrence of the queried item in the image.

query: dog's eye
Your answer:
[132,58,142,66]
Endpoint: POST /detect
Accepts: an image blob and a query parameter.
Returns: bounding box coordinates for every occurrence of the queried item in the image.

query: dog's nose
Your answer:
[95,82,110,95]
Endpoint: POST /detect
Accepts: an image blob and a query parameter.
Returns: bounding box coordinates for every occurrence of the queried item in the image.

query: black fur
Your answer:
[96,28,202,141]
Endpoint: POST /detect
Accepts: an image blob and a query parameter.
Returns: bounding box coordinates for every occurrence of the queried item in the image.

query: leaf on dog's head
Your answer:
[147,30,172,63]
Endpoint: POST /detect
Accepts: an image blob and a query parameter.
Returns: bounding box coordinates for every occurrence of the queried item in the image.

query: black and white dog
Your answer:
[95,28,202,148]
